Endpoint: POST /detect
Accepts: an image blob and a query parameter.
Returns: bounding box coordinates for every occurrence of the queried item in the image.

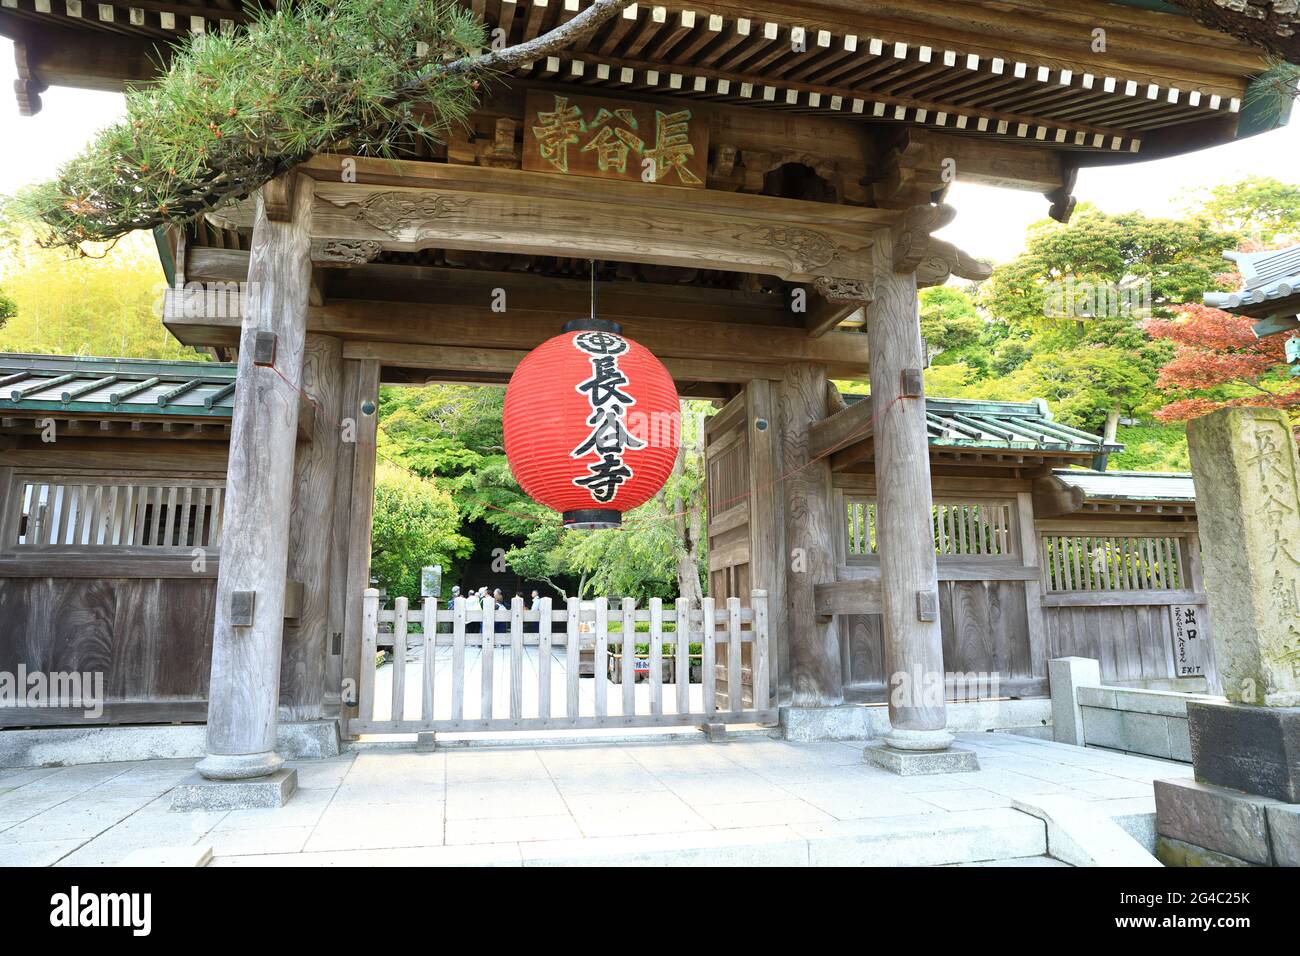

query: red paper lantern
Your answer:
[504,320,680,529]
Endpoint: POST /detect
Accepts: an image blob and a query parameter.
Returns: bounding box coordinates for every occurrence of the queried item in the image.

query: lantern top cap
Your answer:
[562,318,623,335]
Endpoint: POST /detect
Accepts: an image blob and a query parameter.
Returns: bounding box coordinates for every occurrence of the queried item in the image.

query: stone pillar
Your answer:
[1187,406,1300,708]
[1155,406,1300,865]
[1048,656,1101,746]
[777,362,843,706]
[866,229,950,752]
[198,173,315,781]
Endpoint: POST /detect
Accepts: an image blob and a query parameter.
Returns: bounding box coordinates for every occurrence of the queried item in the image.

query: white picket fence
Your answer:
[350,590,773,735]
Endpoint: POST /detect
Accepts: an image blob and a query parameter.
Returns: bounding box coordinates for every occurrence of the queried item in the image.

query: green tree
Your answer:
[1192,174,1300,242]
[370,463,472,601]
[14,0,636,250]
[919,286,982,361]
[378,383,711,601]
[981,204,1236,328]
[967,205,1236,430]
[0,228,201,359]
[994,347,1153,430]
[0,288,14,329]
[503,402,713,602]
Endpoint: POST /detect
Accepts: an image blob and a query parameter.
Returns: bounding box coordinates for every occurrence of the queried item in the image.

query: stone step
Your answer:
[514,808,1048,867]
[210,808,1051,868]
[950,856,1071,867]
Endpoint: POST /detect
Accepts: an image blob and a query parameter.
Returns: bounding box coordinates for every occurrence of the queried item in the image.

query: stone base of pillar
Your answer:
[170,768,298,812]
[195,750,285,781]
[415,732,438,752]
[883,727,954,752]
[863,742,979,776]
[780,700,1051,742]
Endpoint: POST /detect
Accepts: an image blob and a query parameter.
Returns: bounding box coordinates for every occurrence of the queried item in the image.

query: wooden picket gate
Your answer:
[349,590,774,736]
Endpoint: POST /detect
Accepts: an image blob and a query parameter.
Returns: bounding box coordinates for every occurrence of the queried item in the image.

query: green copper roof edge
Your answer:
[0,353,234,378]
[932,438,1121,452]
[0,399,233,417]
[153,226,176,289]
[843,393,1050,417]
[1107,0,1187,14]
[1054,468,1192,478]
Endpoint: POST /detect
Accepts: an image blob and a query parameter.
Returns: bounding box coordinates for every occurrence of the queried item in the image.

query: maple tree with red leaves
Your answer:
[1144,303,1299,425]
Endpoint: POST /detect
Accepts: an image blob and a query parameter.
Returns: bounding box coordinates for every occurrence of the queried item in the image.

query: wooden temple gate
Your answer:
[0,0,1272,772]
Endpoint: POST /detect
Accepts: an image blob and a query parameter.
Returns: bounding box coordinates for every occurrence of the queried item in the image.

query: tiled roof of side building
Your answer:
[0,353,236,418]
[1052,469,1195,503]
[842,394,1120,454]
[1203,245,1300,336]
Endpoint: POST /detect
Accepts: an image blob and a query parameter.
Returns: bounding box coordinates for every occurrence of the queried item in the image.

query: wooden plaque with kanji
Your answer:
[522,90,709,188]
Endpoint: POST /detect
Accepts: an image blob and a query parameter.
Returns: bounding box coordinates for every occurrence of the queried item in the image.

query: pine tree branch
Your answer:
[21,0,640,250]
[424,0,636,82]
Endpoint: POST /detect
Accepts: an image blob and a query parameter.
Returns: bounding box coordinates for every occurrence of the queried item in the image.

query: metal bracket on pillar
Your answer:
[252,330,278,367]
[900,368,924,398]
[916,589,939,622]
[230,590,256,627]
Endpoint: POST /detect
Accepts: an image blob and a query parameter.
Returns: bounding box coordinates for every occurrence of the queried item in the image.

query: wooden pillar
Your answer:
[778,362,843,706]
[280,333,345,721]
[746,379,787,703]
[338,359,381,737]
[867,229,951,750]
[197,173,315,780]
[323,359,358,717]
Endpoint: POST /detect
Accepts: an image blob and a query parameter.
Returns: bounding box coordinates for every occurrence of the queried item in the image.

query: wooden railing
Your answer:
[351,590,773,735]
[11,476,225,549]
[1041,532,1185,593]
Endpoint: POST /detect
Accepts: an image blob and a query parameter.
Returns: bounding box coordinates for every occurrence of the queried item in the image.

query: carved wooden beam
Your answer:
[1045,161,1079,224]
[891,203,993,288]
[806,276,871,337]
[291,160,896,284]
[163,294,874,377]
[310,239,383,265]
[913,238,994,288]
[12,39,47,118]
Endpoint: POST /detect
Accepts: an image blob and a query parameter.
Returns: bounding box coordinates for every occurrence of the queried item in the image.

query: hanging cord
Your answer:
[589,257,597,320]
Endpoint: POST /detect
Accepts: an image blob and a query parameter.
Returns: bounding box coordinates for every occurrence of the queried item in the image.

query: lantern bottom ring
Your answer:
[563,508,622,530]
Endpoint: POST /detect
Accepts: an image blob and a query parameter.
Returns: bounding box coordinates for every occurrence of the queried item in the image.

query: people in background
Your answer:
[448,584,548,633]
[439,585,460,635]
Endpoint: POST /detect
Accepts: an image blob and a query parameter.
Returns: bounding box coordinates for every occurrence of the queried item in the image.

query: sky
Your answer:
[3,36,1298,264]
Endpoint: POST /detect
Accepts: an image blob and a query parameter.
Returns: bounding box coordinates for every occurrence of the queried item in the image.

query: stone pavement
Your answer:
[0,732,1192,866]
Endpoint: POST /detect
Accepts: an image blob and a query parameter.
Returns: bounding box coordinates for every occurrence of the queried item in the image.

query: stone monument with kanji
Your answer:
[1154,406,1300,866]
